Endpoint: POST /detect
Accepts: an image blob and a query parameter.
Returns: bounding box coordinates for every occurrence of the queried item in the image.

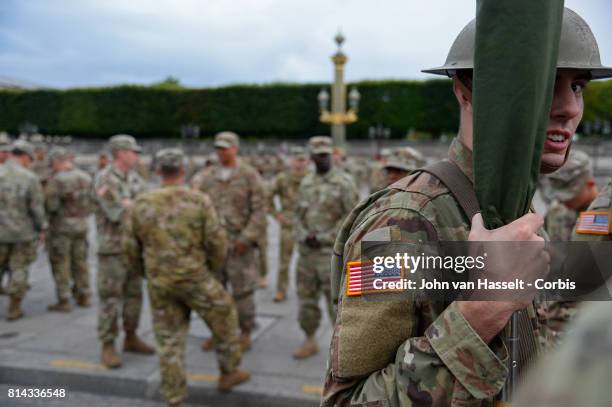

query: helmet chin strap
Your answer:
[539,142,572,174]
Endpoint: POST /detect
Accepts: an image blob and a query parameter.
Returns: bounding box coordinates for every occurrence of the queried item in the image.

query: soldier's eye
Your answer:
[571,81,587,94]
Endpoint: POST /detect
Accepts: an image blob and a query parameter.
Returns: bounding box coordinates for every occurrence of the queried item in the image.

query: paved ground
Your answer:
[0,217,330,407]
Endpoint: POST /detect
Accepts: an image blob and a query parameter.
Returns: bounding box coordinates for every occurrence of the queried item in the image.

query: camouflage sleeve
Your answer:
[316,178,359,246]
[201,194,228,273]
[93,175,124,223]
[239,171,267,245]
[572,182,612,242]
[29,177,48,232]
[121,206,144,277]
[326,206,509,406]
[44,177,61,215]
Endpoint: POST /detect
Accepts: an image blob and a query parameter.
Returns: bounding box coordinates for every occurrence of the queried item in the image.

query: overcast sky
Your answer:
[1,0,610,89]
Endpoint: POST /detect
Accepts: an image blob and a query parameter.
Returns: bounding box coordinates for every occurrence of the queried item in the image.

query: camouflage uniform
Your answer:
[191,158,266,333]
[123,162,241,404]
[45,162,93,302]
[322,139,551,407]
[295,143,358,337]
[269,168,306,295]
[0,157,47,302]
[515,300,612,407]
[93,163,147,342]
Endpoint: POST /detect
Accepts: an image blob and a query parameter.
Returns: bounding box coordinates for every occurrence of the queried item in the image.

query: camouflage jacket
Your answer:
[545,201,578,241]
[573,179,612,242]
[30,158,51,185]
[93,165,147,255]
[268,171,305,224]
[0,159,47,243]
[322,138,549,407]
[296,167,358,251]
[46,167,93,235]
[122,185,227,285]
[516,300,612,407]
[190,159,266,244]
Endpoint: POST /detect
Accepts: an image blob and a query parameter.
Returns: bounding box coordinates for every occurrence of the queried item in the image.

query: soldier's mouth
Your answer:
[544,130,571,153]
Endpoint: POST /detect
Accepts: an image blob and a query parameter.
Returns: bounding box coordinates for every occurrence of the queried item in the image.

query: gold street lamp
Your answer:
[318,32,361,146]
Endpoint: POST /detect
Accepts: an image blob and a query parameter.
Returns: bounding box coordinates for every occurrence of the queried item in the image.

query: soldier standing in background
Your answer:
[123,148,250,406]
[0,132,10,164]
[268,146,308,302]
[29,134,51,185]
[368,148,391,193]
[382,146,426,187]
[293,136,358,359]
[45,147,94,312]
[191,131,266,351]
[545,150,597,241]
[93,134,154,369]
[0,140,47,321]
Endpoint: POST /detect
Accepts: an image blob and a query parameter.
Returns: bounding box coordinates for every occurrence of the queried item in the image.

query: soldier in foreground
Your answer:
[191,131,266,351]
[268,146,308,302]
[45,147,94,311]
[123,148,249,407]
[321,8,612,406]
[93,134,154,368]
[294,136,358,359]
[0,141,47,321]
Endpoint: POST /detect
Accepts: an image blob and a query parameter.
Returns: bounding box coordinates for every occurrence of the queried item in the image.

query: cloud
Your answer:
[0,0,609,88]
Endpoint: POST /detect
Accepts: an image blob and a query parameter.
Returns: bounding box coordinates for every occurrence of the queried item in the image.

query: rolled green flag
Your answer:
[473,0,564,229]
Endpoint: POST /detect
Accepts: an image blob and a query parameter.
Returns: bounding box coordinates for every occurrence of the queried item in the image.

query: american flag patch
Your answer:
[346,260,404,296]
[576,211,611,235]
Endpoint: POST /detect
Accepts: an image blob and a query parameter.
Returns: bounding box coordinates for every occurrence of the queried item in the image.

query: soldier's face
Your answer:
[292,157,308,173]
[117,150,139,169]
[216,146,237,165]
[312,153,332,173]
[541,69,588,171]
[385,168,409,186]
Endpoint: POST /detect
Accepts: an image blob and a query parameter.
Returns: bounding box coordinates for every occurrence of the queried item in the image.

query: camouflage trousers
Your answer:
[276,224,295,294]
[97,254,143,342]
[220,242,259,333]
[296,245,336,336]
[148,275,241,404]
[0,241,37,299]
[48,232,90,301]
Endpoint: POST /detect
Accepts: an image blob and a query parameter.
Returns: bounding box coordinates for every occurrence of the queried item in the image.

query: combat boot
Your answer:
[201,337,215,352]
[6,297,23,321]
[293,335,319,359]
[76,294,91,308]
[218,368,251,392]
[101,341,122,368]
[123,330,155,354]
[47,299,72,312]
[273,291,286,302]
[239,331,251,351]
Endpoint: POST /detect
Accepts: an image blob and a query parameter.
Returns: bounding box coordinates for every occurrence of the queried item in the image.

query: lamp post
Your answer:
[318,32,360,146]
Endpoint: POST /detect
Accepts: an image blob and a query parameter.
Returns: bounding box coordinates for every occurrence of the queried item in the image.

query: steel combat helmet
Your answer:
[423,8,612,80]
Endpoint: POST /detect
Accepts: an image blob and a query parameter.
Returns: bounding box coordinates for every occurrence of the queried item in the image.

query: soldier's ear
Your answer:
[453,77,473,112]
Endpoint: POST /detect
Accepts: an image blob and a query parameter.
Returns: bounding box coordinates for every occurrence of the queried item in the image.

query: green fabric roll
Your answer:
[473,0,565,229]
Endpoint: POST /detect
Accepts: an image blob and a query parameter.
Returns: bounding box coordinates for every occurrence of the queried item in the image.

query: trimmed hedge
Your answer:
[0,79,609,139]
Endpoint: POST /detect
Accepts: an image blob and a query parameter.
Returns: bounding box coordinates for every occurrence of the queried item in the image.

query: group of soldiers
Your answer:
[0,127,429,407]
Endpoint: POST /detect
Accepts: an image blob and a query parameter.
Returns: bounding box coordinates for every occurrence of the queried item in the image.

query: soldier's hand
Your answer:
[305,235,321,249]
[39,232,46,246]
[275,213,288,226]
[459,213,549,343]
[234,240,248,256]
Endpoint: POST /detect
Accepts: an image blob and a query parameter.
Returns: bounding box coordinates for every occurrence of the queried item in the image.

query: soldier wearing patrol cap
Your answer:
[268,145,309,302]
[29,134,51,185]
[0,132,11,164]
[369,147,391,192]
[45,146,94,312]
[93,134,154,368]
[191,131,267,352]
[383,146,426,187]
[123,148,249,406]
[0,140,47,320]
[322,7,612,406]
[293,136,358,359]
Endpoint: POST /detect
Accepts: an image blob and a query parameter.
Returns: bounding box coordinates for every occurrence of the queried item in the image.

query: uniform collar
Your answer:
[110,164,129,180]
[448,137,474,184]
